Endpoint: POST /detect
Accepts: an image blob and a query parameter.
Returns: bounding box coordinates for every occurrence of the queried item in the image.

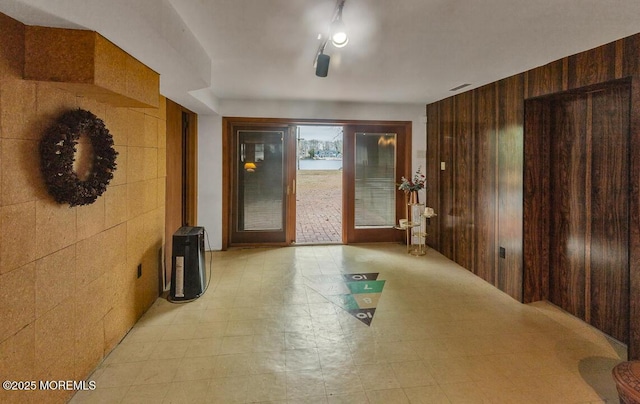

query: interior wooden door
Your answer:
[165,99,198,290]
[549,83,630,343]
[343,124,409,243]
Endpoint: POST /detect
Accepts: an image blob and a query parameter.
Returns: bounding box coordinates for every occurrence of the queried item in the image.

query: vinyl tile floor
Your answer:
[71,244,626,403]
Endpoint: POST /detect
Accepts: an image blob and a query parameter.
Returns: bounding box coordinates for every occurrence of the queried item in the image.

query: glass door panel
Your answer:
[231,127,291,244]
[344,124,409,243]
[355,133,397,228]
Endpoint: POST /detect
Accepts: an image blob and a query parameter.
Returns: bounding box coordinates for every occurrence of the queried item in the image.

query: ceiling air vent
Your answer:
[450,83,471,91]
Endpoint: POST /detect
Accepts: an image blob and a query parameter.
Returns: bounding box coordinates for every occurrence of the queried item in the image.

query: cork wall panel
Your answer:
[24,27,96,84]
[24,27,159,108]
[0,13,167,401]
[94,34,128,97]
[0,13,24,77]
[126,54,160,108]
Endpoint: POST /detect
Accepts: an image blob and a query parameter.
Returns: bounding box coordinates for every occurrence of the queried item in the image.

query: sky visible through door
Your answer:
[295,125,343,244]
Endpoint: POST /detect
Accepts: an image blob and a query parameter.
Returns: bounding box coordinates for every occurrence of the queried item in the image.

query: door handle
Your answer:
[292,179,296,195]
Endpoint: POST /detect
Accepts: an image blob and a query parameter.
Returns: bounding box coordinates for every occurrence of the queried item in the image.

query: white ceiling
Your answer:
[3,0,640,111]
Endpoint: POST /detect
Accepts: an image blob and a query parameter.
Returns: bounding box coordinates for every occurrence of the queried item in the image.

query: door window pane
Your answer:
[354,133,396,228]
[237,130,284,231]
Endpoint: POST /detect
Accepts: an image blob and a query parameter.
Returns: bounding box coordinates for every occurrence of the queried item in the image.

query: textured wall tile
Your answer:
[35,198,77,259]
[0,263,35,344]
[127,182,146,220]
[103,106,129,146]
[0,201,36,274]
[0,79,38,140]
[127,146,145,183]
[34,297,75,373]
[1,139,46,205]
[143,114,159,148]
[142,178,158,214]
[157,118,166,148]
[102,222,127,269]
[0,323,34,380]
[74,274,106,331]
[35,83,78,134]
[0,324,34,404]
[157,147,166,178]
[77,196,105,241]
[157,178,166,208]
[126,215,145,266]
[127,109,146,147]
[74,317,104,380]
[75,231,105,289]
[35,245,76,317]
[103,301,136,354]
[105,184,127,228]
[77,95,107,120]
[143,147,158,180]
[111,144,127,186]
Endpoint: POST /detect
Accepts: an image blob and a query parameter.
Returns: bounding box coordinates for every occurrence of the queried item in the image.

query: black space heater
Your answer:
[170,226,206,301]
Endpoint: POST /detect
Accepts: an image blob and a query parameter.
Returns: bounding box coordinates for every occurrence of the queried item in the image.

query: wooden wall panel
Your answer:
[526,60,564,99]
[589,85,630,344]
[523,99,550,302]
[473,84,498,284]
[453,92,474,270]
[623,34,640,77]
[629,77,640,360]
[439,97,454,259]
[426,104,440,250]
[426,31,640,359]
[549,95,588,320]
[496,75,524,301]
[567,42,616,90]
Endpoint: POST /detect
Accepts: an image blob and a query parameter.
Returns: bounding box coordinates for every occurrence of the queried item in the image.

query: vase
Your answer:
[408,191,419,205]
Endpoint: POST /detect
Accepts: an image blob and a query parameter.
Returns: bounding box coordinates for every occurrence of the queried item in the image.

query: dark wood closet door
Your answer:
[589,86,630,343]
[549,83,630,343]
[549,94,588,320]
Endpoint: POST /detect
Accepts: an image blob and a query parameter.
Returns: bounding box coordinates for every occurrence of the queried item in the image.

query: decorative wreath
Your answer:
[39,108,118,207]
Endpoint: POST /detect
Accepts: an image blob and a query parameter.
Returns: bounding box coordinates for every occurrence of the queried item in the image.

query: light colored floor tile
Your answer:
[366,388,410,404]
[121,383,169,404]
[70,245,627,404]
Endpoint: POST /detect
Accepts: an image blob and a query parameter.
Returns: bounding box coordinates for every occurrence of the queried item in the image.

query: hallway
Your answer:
[71,245,625,403]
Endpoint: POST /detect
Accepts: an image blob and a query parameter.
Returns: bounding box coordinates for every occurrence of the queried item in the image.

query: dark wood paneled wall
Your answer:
[426,32,640,358]
[453,91,474,271]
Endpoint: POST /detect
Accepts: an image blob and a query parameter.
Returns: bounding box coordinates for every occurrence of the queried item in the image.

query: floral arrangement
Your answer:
[398,166,426,192]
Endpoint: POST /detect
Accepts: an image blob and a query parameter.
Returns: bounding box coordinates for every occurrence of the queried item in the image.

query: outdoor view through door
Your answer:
[296,126,343,244]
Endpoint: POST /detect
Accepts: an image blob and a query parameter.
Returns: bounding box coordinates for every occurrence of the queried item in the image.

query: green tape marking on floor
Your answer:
[346,280,386,294]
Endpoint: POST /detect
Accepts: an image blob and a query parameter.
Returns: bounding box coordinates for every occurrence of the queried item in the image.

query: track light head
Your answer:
[315,53,330,77]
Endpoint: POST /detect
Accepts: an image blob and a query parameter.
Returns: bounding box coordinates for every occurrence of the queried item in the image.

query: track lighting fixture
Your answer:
[314,0,348,77]
[331,1,348,48]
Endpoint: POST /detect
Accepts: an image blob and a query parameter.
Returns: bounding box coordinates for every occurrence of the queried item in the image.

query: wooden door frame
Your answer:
[164,99,198,289]
[222,117,412,250]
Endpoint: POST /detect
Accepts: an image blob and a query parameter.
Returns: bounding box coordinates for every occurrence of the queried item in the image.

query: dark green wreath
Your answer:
[39,108,118,207]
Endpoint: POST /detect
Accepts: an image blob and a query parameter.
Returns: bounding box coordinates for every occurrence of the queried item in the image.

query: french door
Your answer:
[343,124,409,243]
[224,118,410,247]
[229,124,296,245]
